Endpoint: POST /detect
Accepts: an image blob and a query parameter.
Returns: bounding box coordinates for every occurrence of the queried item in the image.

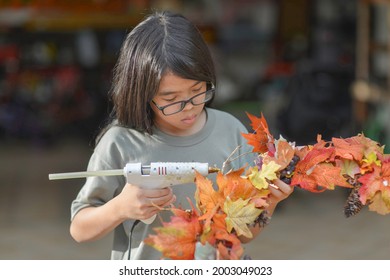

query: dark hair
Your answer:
[109,11,216,134]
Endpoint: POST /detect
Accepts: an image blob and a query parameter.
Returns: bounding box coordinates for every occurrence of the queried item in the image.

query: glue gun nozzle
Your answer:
[208,167,220,173]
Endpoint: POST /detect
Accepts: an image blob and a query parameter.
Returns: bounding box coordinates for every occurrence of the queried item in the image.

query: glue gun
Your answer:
[49,162,219,224]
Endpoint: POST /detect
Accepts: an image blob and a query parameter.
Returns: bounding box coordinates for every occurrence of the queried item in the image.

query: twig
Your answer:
[221,145,241,174]
[221,145,255,174]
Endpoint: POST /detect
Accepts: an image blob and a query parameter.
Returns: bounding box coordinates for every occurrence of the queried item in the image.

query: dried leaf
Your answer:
[311,163,353,190]
[359,161,390,214]
[241,112,273,153]
[144,207,202,260]
[224,197,262,238]
[248,161,280,190]
[195,171,222,214]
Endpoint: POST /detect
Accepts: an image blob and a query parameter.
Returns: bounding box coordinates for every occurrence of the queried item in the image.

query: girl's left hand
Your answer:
[269,178,294,204]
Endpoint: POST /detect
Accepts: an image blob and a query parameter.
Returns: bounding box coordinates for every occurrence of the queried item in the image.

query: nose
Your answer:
[182,99,194,111]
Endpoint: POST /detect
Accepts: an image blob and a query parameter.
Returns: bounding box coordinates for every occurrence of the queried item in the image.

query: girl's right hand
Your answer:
[117,183,176,221]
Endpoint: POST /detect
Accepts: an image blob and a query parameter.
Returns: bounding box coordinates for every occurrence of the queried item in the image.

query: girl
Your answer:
[70,11,293,260]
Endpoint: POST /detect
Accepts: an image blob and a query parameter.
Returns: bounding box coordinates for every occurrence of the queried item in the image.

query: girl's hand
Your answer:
[117,183,176,221]
[70,183,176,242]
[267,178,294,213]
[269,178,294,204]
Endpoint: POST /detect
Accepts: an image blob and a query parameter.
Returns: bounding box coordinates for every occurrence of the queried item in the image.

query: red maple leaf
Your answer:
[291,139,335,192]
[359,161,390,211]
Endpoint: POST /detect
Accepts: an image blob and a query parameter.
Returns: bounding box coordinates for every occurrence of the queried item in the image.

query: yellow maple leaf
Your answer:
[368,191,390,215]
[248,161,280,190]
[223,197,262,238]
[362,151,381,166]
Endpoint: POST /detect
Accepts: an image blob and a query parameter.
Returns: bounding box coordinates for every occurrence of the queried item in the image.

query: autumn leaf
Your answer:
[195,171,223,215]
[215,231,244,260]
[223,197,262,238]
[337,159,361,178]
[332,134,383,162]
[291,170,320,192]
[360,151,382,174]
[305,139,335,166]
[270,137,295,170]
[200,211,244,260]
[332,137,365,161]
[144,207,202,260]
[144,112,390,261]
[294,145,311,163]
[367,191,390,215]
[362,151,381,166]
[241,112,274,153]
[199,212,227,246]
[358,134,385,159]
[248,161,280,190]
[217,167,256,200]
[358,161,390,215]
[291,141,334,192]
[311,163,352,190]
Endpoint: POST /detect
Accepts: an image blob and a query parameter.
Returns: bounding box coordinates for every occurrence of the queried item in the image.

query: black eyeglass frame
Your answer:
[151,83,215,116]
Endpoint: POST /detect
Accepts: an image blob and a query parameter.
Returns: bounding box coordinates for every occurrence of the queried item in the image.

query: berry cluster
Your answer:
[278,155,300,185]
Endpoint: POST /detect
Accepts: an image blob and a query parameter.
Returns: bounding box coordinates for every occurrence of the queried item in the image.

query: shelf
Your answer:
[0,8,143,31]
[24,13,142,31]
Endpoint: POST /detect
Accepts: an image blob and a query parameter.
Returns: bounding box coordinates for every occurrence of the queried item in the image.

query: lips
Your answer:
[182,114,197,124]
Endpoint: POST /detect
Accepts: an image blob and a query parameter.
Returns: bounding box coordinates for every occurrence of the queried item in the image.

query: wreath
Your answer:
[144,112,390,260]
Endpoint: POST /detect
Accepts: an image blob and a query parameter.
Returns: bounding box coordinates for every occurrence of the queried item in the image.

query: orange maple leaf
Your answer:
[199,210,225,245]
[332,134,383,162]
[199,212,228,245]
[195,171,223,215]
[241,112,274,153]
[332,137,363,161]
[199,211,244,260]
[311,163,353,190]
[144,206,202,260]
[217,168,270,208]
[215,231,244,260]
[217,168,258,201]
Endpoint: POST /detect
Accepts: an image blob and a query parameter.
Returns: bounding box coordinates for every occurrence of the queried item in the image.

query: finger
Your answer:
[149,193,175,208]
[269,186,283,198]
[273,179,293,194]
[144,187,173,198]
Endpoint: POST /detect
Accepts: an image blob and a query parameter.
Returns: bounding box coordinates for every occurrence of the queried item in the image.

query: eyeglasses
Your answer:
[152,84,215,116]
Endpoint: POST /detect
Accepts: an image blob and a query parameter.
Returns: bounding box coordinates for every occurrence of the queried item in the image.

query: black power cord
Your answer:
[127,219,140,260]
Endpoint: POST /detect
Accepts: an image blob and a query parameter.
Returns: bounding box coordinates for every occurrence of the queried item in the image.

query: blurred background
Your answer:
[0,0,389,259]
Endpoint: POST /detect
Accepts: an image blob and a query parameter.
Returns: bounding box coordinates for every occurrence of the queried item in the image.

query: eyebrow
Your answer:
[158,81,203,96]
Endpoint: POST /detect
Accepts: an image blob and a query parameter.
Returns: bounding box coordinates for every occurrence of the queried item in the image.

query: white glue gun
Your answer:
[49,162,219,224]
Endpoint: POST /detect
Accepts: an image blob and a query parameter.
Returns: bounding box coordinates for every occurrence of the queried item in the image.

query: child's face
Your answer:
[151,72,208,136]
